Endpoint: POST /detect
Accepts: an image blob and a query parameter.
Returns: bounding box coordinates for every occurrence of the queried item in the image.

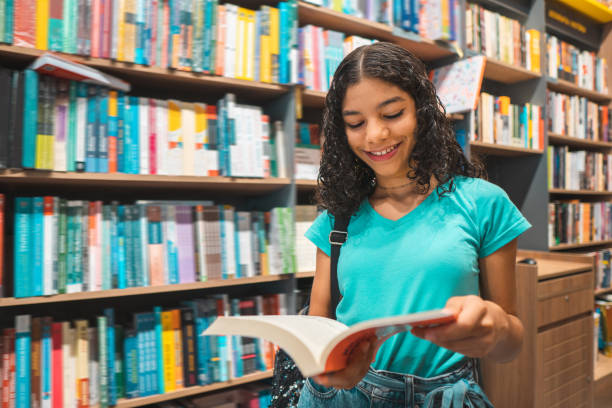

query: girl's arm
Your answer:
[412,239,524,362]
[308,248,333,318]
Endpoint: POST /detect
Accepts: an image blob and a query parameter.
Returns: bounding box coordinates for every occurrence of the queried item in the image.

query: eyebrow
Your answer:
[342,96,405,116]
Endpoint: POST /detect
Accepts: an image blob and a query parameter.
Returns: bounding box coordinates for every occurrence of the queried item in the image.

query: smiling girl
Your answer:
[298,42,531,407]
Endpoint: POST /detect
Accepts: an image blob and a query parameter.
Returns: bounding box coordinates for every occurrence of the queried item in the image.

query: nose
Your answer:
[365,119,390,146]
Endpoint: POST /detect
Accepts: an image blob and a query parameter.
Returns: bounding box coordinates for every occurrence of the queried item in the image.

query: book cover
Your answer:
[179,308,197,387]
[205,309,455,377]
[429,55,486,114]
[15,315,31,408]
[40,317,52,408]
[51,322,63,408]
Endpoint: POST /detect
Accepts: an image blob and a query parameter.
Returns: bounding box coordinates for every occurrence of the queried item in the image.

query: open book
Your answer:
[203,309,455,377]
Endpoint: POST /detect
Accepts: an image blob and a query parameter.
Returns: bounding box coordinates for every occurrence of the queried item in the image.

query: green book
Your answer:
[98,315,109,408]
[22,70,39,169]
[3,0,13,44]
[66,81,77,172]
[48,0,64,51]
[57,199,68,294]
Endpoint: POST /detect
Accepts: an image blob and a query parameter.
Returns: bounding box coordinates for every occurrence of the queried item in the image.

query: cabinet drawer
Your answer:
[543,384,589,408]
[537,272,592,300]
[537,288,593,327]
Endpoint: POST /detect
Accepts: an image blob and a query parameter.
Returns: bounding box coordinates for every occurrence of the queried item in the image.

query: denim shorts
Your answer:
[297,359,494,408]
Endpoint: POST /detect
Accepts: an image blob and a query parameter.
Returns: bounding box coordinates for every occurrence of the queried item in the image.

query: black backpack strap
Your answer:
[328,213,350,320]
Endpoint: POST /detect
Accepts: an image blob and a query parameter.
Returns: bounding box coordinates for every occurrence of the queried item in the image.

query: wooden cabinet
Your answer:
[481,250,594,408]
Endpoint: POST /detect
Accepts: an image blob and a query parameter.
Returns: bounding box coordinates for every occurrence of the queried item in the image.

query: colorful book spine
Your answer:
[41,317,52,408]
[104,309,116,405]
[51,322,63,408]
[160,310,175,392]
[22,70,38,169]
[98,88,110,173]
[15,315,31,408]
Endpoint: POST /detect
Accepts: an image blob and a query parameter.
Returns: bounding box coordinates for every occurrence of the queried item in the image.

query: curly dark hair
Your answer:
[316,42,485,217]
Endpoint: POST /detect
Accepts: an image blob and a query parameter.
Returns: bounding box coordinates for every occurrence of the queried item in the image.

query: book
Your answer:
[428,55,486,114]
[203,309,455,377]
[28,53,131,92]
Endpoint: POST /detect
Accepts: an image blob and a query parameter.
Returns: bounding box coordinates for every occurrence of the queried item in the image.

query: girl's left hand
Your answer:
[411,295,511,358]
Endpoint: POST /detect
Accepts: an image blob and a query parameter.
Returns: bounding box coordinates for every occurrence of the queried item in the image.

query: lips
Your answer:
[364,143,400,161]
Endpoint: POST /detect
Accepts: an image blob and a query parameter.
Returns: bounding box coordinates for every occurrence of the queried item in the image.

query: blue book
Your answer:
[4,0,13,43]
[105,309,117,405]
[41,317,52,405]
[31,197,44,297]
[278,2,289,84]
[117,205,127,289]
[182,299,211,385]
[166,206,179,285]
[86,85,99,172]
[101,205,112,290]
[215,99,227,176]
[22,70,38,169]
[14,198,32,298]
[128,96,140,174]
[98,88,109,173]
[229,299,243,378]
[218,205,228,279]
[137,204,148,287]
[110,202,119,289]
[410,0,420,33]
[124,329,139,398]
[134,313,148,396]
[146,314,158,395]
[116,94,126,173]
[15,315,31,408]
[153,306,164,393]
[135,0,146,65]
[124,205,135,288]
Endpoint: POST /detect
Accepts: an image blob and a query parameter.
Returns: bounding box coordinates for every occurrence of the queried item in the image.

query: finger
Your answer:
[424,301,488,342]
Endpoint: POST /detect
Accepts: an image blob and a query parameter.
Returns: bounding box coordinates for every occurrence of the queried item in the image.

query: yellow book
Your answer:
[259,7,271,83]
[161,310,176,392]
[167,100,183,176]
[117,0,126,61]
[124,0,136,62]
[36,0,49,50]
[526,103,533,148]
[172,309,184,390]
[441,0,450,39]
[527,29,540,73]
[244,8,256,81]
[269,7,279,83]
[194,102,207,177]
[235,7,247,80]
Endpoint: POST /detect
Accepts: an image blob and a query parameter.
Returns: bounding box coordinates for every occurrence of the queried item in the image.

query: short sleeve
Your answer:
[474,180,532,258]
[304,210,335,256]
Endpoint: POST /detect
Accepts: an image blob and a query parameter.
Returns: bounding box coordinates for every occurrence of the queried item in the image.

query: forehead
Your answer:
[342,77,412,110]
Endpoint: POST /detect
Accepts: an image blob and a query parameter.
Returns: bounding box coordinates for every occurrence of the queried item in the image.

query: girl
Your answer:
[298,42,530,407]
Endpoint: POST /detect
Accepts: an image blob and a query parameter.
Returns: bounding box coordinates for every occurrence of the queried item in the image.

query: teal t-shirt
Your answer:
[305,176,531,378]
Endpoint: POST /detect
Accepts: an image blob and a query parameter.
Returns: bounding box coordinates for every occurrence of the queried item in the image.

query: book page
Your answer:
[322,309,455,373]
[203,315,349,376]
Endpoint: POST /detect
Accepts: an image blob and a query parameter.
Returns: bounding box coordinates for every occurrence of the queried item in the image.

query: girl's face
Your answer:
[342,77,418,185]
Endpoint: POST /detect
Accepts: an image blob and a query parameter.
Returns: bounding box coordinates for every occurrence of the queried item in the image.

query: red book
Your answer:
[2,328,15,408]
[14,0,36,48]
[149,99,157,174]
[101,0,112,58]
[51,323,63,408]
[90,0,102,58]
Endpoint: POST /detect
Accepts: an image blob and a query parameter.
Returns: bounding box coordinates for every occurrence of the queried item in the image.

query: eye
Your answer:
[383,109,404,120]
[346,121,364,129]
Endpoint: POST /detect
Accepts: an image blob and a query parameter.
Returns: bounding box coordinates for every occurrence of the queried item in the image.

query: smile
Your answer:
[364,143,401,161]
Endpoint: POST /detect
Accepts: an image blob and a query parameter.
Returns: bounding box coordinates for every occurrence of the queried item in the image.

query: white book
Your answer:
[95,201,103,291]
[111,0,119,60]
[274,121,287,178]
[54,80,69,172]
[194,206,208,281]
[236,7,245,78]
[87,203,97,293]
[204,309,455,377]
[251,106,264,177]
[246,9,255,80]
[156,99,168,175]
[75,320,88,407]
[181,102,196,176]
[75,90,88,170]
[230,105,246,177]
[139,97,150,175]
[43,197,55,296]
[221,205,237,279]
[87,328,99,406]
[69,327,77,408]
[61,323,72,408]
[138,204,149,287]
[224,4,237,78]
[236,211,254,278]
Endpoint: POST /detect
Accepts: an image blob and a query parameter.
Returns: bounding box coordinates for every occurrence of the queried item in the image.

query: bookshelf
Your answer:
[469,141,544,157]
[547,78,612,104]
[549,189,612,196]
[115,371,274,408]
[483,58,542,84]
[550,240,612,251]
[556,0,612,23]
[548,132,612,150]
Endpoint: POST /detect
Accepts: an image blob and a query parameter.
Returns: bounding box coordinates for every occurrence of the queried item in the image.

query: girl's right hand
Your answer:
[312,339,378,390]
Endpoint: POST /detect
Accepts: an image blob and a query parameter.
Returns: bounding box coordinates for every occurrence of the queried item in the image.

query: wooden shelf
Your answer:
[547,78,612,104]
[115,370,273,407]
[595,287,612,296]
[484,58,541,84]
[549,189,612,196]
[595,355,612,383]
[302,89,327,108]
[296,271,315,279]
[556,0,612,23]
[469,141,543,157]
[0,45,288,102]
[297,1,456,62]
[0,170,291,194]
[295,179,318,192]
[548,133,612,150]
[0,275,294,308]
[550,240,612,251]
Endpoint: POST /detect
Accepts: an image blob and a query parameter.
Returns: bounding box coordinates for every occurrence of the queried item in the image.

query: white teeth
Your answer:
[369,145,397,156]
